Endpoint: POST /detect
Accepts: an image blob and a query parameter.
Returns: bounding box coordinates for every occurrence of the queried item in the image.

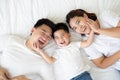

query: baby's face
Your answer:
[53,29,71,47]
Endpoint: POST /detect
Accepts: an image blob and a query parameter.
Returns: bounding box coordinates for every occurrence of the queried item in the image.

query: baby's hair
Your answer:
[52,23,69,39]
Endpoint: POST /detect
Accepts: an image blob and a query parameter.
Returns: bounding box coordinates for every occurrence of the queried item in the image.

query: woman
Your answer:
[66,9,120,71]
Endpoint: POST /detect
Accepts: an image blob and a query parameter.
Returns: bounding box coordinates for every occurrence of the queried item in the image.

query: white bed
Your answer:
[0,0,120,80]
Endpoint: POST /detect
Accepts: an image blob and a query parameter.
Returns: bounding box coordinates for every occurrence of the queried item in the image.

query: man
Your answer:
[0,18,55,80]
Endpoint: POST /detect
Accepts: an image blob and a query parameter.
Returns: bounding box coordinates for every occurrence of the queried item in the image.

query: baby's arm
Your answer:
[80,30,94,48]
[32,44,56,64]
[36,49,55,64]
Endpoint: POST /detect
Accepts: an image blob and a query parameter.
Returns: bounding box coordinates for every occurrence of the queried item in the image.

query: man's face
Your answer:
[31,24,52,49]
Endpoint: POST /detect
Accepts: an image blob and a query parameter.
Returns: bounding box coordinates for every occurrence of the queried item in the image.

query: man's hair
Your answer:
[34,18,55,31]
[52,23,69,39]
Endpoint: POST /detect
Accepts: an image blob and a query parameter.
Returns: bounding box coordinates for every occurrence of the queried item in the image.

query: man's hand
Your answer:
[0,67,10,80]
[11,75,31,80]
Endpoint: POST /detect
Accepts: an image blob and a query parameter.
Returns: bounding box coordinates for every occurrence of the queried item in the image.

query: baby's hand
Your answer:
[11,75,31,80]
[90,30,94,34]
[0,67,11,80]
[32,42,43,53]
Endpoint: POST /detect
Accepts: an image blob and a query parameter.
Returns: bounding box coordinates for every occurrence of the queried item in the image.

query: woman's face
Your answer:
[69,15,91,34]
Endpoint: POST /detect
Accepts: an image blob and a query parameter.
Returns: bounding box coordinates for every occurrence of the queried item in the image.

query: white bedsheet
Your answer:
[0,0,120,80]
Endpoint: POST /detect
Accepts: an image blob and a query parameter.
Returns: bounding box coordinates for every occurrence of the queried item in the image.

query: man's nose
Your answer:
[43,34,50,41]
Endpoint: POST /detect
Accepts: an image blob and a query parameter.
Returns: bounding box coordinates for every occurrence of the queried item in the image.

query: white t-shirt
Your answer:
[53,42,90,80]
[0,35,55,80]
[84,11,120,70]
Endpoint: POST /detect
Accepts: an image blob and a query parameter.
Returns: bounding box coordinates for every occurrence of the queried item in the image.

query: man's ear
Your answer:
[31,27,35,33]
[31,27,35,34]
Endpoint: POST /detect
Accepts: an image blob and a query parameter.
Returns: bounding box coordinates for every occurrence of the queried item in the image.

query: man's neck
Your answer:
[25,39,33,51]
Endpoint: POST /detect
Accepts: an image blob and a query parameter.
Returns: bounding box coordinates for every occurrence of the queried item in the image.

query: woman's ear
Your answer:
[84,13,88,19]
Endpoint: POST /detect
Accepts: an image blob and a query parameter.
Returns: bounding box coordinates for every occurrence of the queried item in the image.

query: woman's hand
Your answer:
[87,19,100,33]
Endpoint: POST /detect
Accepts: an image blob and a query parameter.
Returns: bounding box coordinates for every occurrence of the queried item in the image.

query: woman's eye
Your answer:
[62,34,64,36]
[76,21,79,24]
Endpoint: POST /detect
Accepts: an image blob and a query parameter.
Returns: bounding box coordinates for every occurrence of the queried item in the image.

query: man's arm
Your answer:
[12,75,31,80]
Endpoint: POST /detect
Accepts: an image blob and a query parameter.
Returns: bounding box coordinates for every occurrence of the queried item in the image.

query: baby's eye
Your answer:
[54,36,58,40]
[73,27,77,31]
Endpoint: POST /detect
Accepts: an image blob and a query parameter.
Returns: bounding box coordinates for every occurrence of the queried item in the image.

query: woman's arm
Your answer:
[96,21,120,38]
[92,50,120,68]
[88,18,120,38]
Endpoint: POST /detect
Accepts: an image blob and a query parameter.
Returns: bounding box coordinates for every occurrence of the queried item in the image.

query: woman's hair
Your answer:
[52,23,69,39]
[66,9,97,26]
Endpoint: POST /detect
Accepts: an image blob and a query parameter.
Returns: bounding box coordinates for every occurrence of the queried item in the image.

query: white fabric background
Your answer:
[0,0,120,80]
[0,0,120,37]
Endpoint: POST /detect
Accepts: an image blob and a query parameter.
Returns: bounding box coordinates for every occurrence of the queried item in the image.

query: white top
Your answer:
[0,35,55,80]
[53,42,90,80]
[84,11,120,70]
